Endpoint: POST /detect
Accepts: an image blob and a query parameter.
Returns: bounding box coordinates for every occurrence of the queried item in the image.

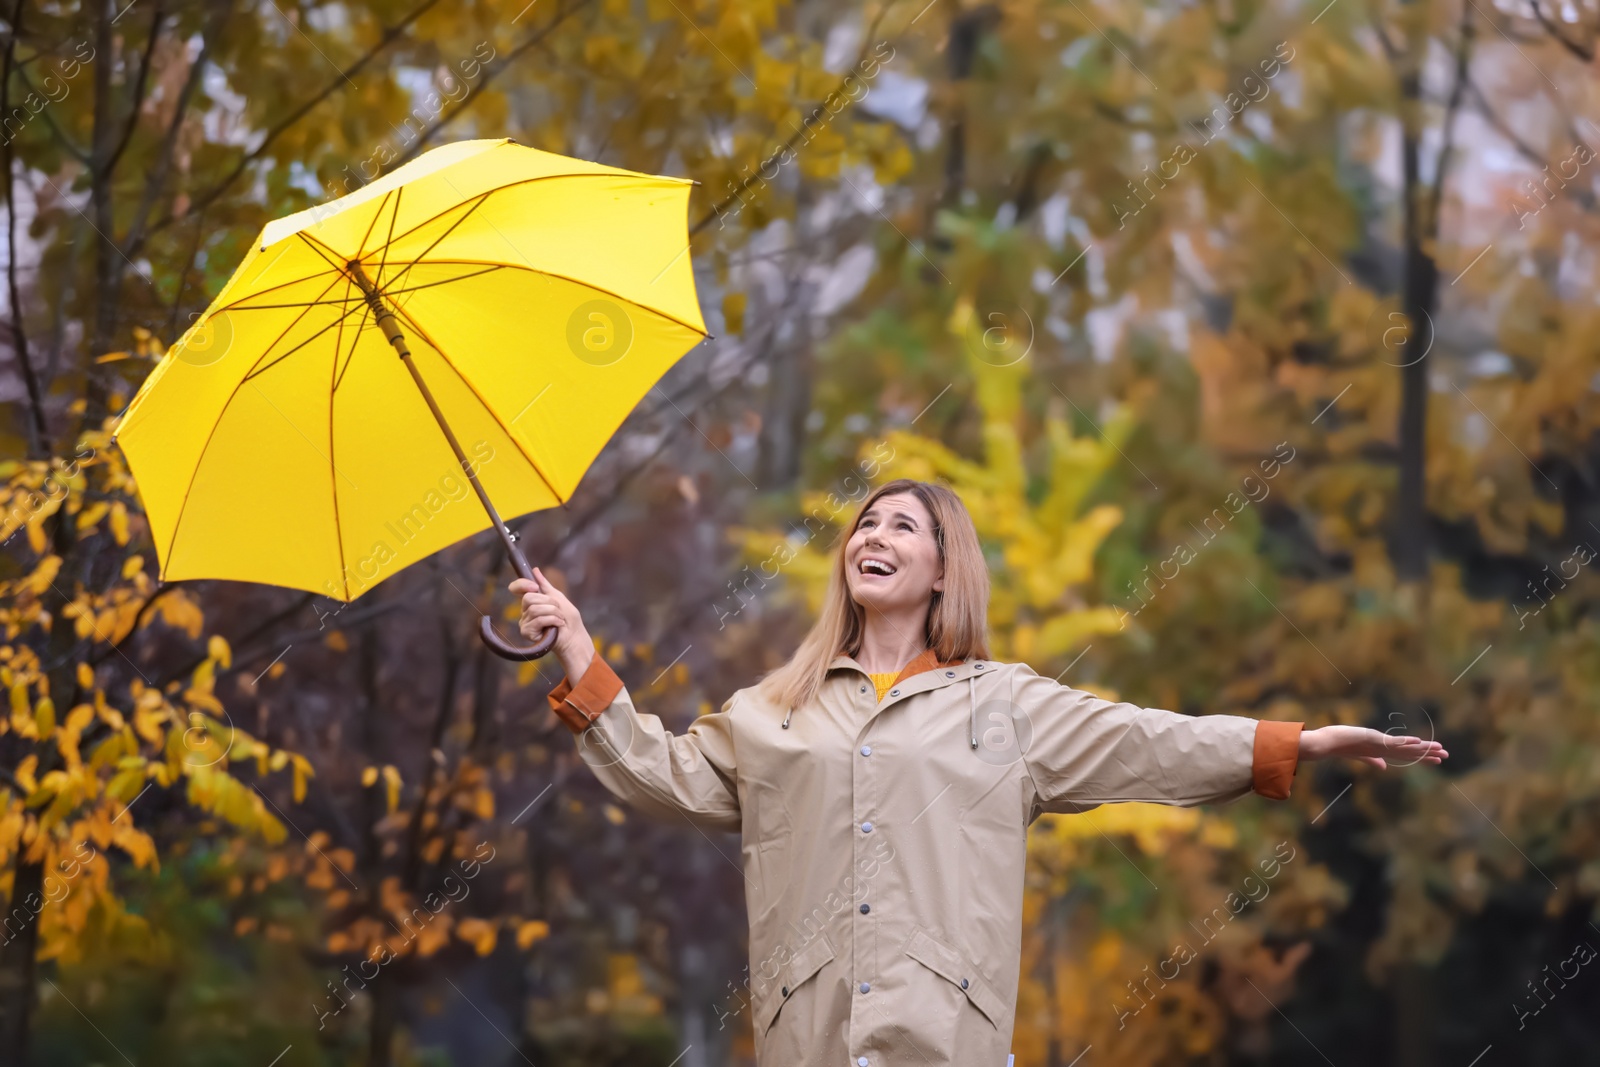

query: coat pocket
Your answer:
[903,926,1005,1030]
[754,931,836,1037]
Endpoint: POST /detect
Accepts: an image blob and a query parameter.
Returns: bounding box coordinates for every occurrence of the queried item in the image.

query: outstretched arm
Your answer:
[511,569,741,832]
[1011,664,1446,813]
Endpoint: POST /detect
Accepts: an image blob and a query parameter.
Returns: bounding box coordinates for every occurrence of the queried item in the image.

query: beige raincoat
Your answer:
[546,648,1302,1066]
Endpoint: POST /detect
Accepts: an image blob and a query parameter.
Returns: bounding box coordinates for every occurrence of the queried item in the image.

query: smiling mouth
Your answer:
[859,558,897,577]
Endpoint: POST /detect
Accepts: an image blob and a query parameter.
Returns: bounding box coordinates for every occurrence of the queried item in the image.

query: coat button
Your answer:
[945,670,955,677]
[859,684,867,693]
[974,663,985,670]
[961,978,969,990]
[889,688,899,697]
[860,903,870,914]
[782,986,789,997]
[860,745,872,756]
[861,821,873,833]
[858,1059,870,1067]
[860,982,871,994]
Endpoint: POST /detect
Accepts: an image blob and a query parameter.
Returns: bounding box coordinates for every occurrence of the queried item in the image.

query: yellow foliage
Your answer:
[109,502,129,545]
[735,353,1132,670]
[381,765,402,813]
[457,917,498,956]
[516,919,550,949]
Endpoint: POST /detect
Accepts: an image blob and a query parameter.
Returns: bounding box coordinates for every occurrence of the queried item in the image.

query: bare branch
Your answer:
[104,0,164,174]
[1428,5,1476,229]
[1368,6,1402,64]
[1466,74,1597,213]
[9,62,91,163]
[1529,0,1594,61]
[388,0,597,169]
[145,0,446,240]
[122,12,217,261]
[691,13,901,236]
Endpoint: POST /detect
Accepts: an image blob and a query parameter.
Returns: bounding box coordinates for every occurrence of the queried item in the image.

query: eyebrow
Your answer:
[863,508,921,527]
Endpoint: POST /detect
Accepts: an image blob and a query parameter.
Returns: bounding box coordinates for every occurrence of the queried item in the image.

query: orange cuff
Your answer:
[545,655,625,734]
[1252,720,1303,800]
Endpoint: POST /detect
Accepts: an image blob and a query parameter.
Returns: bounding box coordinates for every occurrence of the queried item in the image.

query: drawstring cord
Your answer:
[969,677,977,749]
[782,705,793,729]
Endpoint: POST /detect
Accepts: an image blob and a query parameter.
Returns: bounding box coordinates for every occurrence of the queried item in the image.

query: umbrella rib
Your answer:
[213,265,347,314]
[162,264,355,571]
[298,196,704,340]
[354,192,492,297]
[329,267,357,601]
[239,234,381,384]
[333,302,372,395]
[233,265,506,314]
[350,171,692,259]
[227,296,367,312]
[375,256,711,340]
[233,266,354,382]
[353,189,393,266]
[240,298,368,384]
[296,229,352,275]
[381,298,568,510]
[300,201,504,387]
[250,171,694,310]
[374,186,402,292]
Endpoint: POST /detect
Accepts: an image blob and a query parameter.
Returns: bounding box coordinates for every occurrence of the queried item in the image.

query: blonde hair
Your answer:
[758,479,991,712]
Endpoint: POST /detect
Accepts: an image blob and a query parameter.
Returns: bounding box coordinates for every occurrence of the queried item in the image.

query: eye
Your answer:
[897,521,913,531]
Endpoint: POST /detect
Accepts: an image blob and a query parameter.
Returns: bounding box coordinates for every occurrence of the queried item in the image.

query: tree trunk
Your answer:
[0,859,43,1063]
[1394,109,1437,582]
[1392,0,1443,583]
[755,279,814,489]
[85,0,126,430]
[366,966,398,1067]
[1393,961,1435,1067]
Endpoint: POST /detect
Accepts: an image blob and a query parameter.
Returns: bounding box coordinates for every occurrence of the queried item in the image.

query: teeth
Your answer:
[861,559,896,575]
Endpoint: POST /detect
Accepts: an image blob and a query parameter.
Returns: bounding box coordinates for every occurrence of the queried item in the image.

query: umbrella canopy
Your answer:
[113,138,706,608]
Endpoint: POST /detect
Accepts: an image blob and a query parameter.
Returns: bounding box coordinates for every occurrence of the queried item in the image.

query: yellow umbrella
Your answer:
[112,138,707,659]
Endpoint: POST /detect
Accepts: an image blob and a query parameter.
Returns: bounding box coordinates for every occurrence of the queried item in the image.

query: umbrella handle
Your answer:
[481,539,560,661]
[479,613,558,661]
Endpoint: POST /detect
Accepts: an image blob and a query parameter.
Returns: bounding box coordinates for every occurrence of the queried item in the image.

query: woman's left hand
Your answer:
[1299,725,1448,769]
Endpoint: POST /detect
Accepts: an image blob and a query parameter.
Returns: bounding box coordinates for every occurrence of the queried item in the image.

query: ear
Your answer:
[932,568,945,593]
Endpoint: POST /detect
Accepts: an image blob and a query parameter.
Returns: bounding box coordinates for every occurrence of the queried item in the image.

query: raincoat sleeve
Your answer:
[545,655,741,833]
[1009,663,1302,812]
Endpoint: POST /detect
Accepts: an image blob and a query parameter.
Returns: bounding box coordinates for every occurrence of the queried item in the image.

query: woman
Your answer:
[510,479,1446,1066]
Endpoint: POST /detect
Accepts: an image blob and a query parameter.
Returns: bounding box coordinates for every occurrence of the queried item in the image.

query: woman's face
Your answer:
[844,492,944,614]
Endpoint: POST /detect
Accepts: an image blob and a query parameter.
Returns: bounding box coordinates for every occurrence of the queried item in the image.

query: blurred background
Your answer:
[0,0,1596,1063]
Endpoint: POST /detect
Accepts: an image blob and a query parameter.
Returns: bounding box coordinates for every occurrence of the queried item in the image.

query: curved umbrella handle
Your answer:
[479,613,558,661]
[480,534,560,661]
[476,509,558,662]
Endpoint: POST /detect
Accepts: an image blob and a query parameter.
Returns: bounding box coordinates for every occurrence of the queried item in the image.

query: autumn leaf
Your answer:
[457,918,498,956]
[516,920,550,949]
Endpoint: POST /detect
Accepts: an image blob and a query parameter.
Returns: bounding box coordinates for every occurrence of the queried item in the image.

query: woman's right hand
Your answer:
[508,568,595,682]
